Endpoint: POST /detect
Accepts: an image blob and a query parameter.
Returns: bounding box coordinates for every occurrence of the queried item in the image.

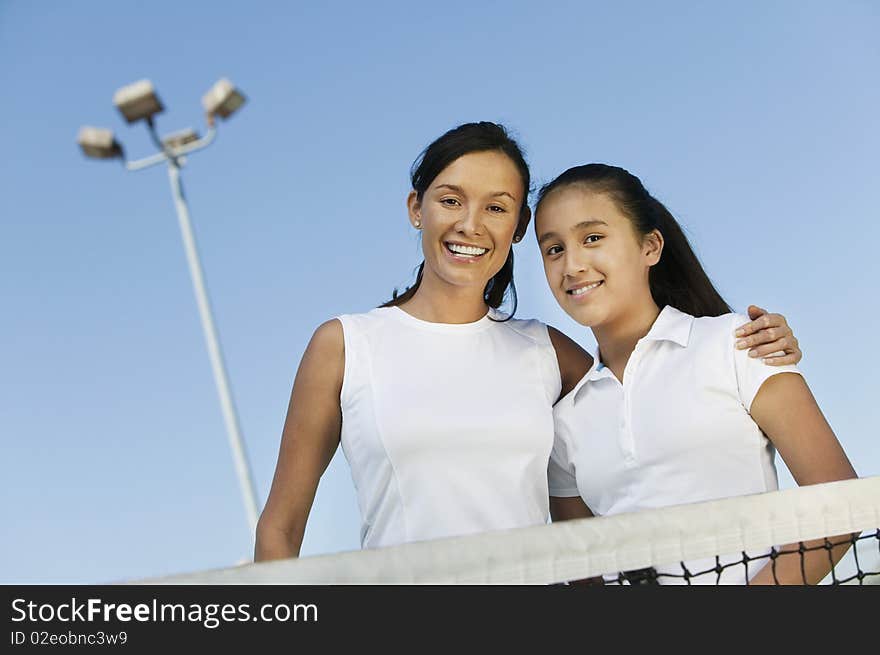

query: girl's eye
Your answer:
[585,234,602,244]
[546,245,563,256]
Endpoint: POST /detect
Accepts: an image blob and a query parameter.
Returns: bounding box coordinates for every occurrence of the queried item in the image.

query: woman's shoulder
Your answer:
[309,317,345,352]
[496,314,551,341]
[336,305,396,321]
[334,306,399,332]
[311,308,392,351]
[496,316,584,355]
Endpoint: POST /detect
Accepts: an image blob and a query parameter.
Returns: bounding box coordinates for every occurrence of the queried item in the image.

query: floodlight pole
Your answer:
[126,119,260,539]
[168,160,260,539]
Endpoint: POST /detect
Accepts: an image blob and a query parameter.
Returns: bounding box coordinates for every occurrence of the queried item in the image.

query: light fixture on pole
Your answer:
[78,78,260,541]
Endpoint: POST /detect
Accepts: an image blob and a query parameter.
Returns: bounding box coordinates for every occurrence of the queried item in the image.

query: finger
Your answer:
[747,339,791,358]
[775,334,798,351]
[736,324,780,346]
[760,313,788,329]
[747,305,767,320]
[762,354,799,366]
[735,322,758,339]
[735,313,773,338]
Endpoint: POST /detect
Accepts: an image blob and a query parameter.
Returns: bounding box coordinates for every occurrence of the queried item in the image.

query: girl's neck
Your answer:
[592,295,662,383]
[401,273,490,324]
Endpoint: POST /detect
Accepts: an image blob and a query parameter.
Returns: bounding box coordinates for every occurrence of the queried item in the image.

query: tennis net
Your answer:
[140,476,880,585]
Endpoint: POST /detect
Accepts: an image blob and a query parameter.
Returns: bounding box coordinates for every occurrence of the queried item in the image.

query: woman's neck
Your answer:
[401,274,490,324]
[592,296,662,383]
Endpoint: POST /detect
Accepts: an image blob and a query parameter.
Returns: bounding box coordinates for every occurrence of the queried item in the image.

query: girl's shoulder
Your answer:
[688,311,748,347]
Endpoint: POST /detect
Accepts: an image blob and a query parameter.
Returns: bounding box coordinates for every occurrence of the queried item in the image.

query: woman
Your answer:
[254,123,799,561]
[536,163,856,584]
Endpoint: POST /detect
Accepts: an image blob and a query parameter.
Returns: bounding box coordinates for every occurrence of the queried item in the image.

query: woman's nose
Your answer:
[455,207,485,236]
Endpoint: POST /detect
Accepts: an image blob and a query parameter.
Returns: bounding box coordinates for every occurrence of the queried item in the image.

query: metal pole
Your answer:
[166,159,260,538]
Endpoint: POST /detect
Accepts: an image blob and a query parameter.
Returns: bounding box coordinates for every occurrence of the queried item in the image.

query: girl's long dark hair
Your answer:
[535,164,731,318]
[381,122,531,319]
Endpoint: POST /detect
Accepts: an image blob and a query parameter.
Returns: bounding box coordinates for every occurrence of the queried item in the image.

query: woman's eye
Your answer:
[488,205,506,213]
[440,198,460,206]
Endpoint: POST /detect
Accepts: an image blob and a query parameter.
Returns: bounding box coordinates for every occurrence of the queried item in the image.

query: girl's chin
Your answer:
[560,302,605,327]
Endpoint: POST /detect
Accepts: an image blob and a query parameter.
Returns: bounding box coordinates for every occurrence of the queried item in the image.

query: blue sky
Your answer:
[1,1,878,583]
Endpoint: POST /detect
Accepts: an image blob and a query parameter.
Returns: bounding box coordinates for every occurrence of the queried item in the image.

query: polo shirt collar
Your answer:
[569,305,695,403]
[641,305,694,348]
[567,354,613,404]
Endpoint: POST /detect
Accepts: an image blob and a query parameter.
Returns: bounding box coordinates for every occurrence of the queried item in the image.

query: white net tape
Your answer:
[138,476,880,585]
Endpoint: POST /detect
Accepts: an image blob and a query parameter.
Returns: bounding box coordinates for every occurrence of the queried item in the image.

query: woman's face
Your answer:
[535,187,660,328]
[408,150,525,295]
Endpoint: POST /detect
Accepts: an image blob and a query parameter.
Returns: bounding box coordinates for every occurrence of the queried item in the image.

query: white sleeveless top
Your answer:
[336,306,561,549]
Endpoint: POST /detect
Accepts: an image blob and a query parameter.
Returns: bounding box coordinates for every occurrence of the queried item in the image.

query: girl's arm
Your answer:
[735,305,802,365]
[747,373,857,584]
[254,319,346,561]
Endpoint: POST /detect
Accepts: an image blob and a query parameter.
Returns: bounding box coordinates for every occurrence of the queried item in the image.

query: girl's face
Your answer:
[535,187,661,328]
[408,150,526,295]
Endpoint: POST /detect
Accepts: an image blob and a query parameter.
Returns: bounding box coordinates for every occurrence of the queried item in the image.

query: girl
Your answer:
[536,164,856,584]
[254,124,800,561]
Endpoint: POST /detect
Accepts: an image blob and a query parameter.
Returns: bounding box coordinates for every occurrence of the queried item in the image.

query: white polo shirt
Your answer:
[548,306,803,583]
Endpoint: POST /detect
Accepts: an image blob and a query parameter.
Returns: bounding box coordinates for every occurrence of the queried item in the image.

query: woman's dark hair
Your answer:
[535,164,731,318]
[381,121,531,319]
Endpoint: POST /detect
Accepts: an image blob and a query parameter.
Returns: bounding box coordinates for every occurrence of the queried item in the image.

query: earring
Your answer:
[414,219,421,229]
[513,234,521,243]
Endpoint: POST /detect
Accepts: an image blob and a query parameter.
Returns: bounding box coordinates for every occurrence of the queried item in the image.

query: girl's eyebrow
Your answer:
[435,184,517,202]
[537,219,607,245]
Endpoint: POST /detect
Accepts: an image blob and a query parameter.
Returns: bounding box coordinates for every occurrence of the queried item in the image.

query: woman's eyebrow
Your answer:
[435,184,517,202]
[538,219,607,245]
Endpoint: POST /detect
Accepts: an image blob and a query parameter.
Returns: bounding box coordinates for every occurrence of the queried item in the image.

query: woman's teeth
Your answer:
[569,281,602,296]
[447,243,488,257]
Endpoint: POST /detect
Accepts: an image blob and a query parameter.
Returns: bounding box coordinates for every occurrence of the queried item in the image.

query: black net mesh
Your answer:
[582,530,880,585]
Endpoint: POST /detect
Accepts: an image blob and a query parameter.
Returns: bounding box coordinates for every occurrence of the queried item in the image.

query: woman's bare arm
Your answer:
[254,319,346,562]
[547,326,593,401]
